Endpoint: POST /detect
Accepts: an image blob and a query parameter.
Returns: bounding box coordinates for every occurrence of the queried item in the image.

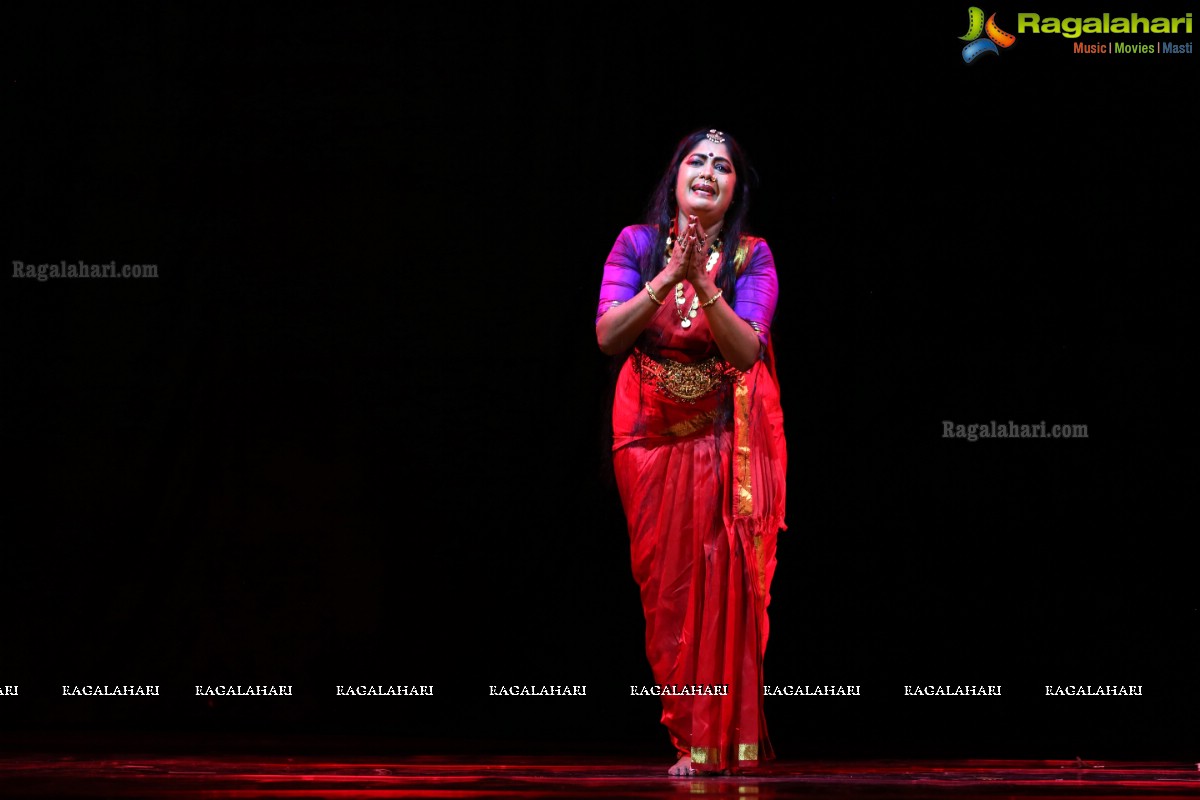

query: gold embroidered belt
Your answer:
[632,350,732,403]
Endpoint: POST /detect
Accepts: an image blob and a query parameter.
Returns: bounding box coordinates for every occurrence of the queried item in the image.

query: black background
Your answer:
[3,4,1195,761]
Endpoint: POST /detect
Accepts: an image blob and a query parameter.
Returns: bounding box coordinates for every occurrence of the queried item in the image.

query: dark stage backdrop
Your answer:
[3,4,1195,761]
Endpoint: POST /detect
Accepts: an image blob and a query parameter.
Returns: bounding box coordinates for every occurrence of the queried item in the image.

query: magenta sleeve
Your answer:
[595,225,654,324]
[731,239,779,350]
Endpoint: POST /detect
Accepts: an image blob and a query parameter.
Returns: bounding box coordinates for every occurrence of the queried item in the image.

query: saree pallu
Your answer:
[613,346,787,774]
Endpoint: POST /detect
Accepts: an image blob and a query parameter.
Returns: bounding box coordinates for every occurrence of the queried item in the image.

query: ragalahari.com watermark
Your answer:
[943,421,1088,441]
[13,260,158,281]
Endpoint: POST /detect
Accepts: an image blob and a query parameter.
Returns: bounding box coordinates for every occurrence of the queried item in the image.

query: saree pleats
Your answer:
[613,351,785,773]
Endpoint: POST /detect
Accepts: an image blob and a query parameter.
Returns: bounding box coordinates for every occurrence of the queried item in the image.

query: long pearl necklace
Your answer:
[664,235,722,329]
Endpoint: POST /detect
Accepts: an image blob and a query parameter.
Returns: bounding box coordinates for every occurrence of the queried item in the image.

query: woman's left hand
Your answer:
[686,219,721,297]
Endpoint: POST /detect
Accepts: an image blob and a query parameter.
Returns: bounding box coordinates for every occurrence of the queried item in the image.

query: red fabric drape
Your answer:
[612,334,786,773]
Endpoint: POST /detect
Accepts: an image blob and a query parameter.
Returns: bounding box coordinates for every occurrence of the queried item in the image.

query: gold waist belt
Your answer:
[633,350,731,403]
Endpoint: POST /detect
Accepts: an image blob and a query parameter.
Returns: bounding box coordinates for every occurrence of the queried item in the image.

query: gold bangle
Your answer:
[644,282,664,305]
[700,289,723,308]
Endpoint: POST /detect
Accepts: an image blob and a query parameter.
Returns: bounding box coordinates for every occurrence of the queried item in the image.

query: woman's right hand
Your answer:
[661,214,701,285]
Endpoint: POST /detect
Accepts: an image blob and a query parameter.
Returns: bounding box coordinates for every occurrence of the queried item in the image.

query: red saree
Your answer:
[606,233,787,774]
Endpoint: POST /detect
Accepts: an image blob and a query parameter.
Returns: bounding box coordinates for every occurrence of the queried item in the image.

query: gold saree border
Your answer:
[733,373,753,517]
[689,744,760,765]
[662,408,720,438]
[751,532,767,597]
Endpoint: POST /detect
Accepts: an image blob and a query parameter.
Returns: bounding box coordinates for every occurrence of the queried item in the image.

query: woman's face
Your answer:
[674,141,736,222]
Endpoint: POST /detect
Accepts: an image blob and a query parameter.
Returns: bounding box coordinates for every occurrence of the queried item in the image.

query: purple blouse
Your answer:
[596,224,779,353]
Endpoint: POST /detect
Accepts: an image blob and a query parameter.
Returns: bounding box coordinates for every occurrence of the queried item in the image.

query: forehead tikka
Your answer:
[706,129,726,144]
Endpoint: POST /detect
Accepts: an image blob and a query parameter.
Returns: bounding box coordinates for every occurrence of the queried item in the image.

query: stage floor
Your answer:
[1,752,1198,799]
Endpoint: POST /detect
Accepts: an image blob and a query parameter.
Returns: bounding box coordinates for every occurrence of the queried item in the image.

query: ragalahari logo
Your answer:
[960,7,1016,62]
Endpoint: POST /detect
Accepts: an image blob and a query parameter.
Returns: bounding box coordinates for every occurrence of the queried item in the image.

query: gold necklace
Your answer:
[664,235,722,329]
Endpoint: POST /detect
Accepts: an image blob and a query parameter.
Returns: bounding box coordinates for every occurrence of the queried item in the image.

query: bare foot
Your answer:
[668,755,694,776]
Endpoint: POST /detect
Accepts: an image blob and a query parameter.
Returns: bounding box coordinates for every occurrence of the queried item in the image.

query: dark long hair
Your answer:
[638,128,757,302]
